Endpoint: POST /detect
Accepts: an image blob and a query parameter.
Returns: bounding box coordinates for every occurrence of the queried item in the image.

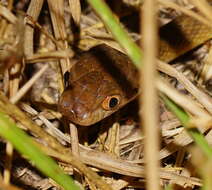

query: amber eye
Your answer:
[101,95,121,110]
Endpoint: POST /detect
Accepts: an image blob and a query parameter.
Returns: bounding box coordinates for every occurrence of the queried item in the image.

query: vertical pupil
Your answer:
[109,97,118,108]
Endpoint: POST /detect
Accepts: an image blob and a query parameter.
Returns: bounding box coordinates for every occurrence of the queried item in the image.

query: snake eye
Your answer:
[101,95,121,110]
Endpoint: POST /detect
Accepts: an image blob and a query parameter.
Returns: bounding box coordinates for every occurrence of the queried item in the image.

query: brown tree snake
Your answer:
[58,12,212,126]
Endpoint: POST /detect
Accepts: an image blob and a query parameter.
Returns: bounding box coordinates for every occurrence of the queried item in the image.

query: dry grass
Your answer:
[0,0,211,190]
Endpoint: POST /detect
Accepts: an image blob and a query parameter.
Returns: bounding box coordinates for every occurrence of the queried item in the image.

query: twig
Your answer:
[141,0,161,189]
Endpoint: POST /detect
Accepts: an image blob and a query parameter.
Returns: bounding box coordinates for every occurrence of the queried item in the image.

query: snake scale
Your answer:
[58,12,212,126]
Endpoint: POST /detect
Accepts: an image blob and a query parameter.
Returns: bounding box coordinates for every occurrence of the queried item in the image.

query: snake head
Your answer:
[58,45,139,126]
[58,71,128,126]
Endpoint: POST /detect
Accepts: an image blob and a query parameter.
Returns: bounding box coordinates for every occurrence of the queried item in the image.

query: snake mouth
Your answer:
[70,108,106,126]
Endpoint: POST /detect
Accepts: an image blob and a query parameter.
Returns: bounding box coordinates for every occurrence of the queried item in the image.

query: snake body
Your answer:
[58,13,212,126]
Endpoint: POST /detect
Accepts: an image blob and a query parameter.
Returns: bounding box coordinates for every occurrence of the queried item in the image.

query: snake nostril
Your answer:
[61,100,70,108]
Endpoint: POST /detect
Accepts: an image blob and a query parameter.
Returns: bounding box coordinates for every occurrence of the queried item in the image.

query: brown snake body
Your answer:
[58,13,212,126]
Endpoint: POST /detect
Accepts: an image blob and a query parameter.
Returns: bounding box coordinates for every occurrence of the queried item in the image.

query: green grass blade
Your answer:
[161,94,212,158]
[87,0,142,67]
[0,112,81,190]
